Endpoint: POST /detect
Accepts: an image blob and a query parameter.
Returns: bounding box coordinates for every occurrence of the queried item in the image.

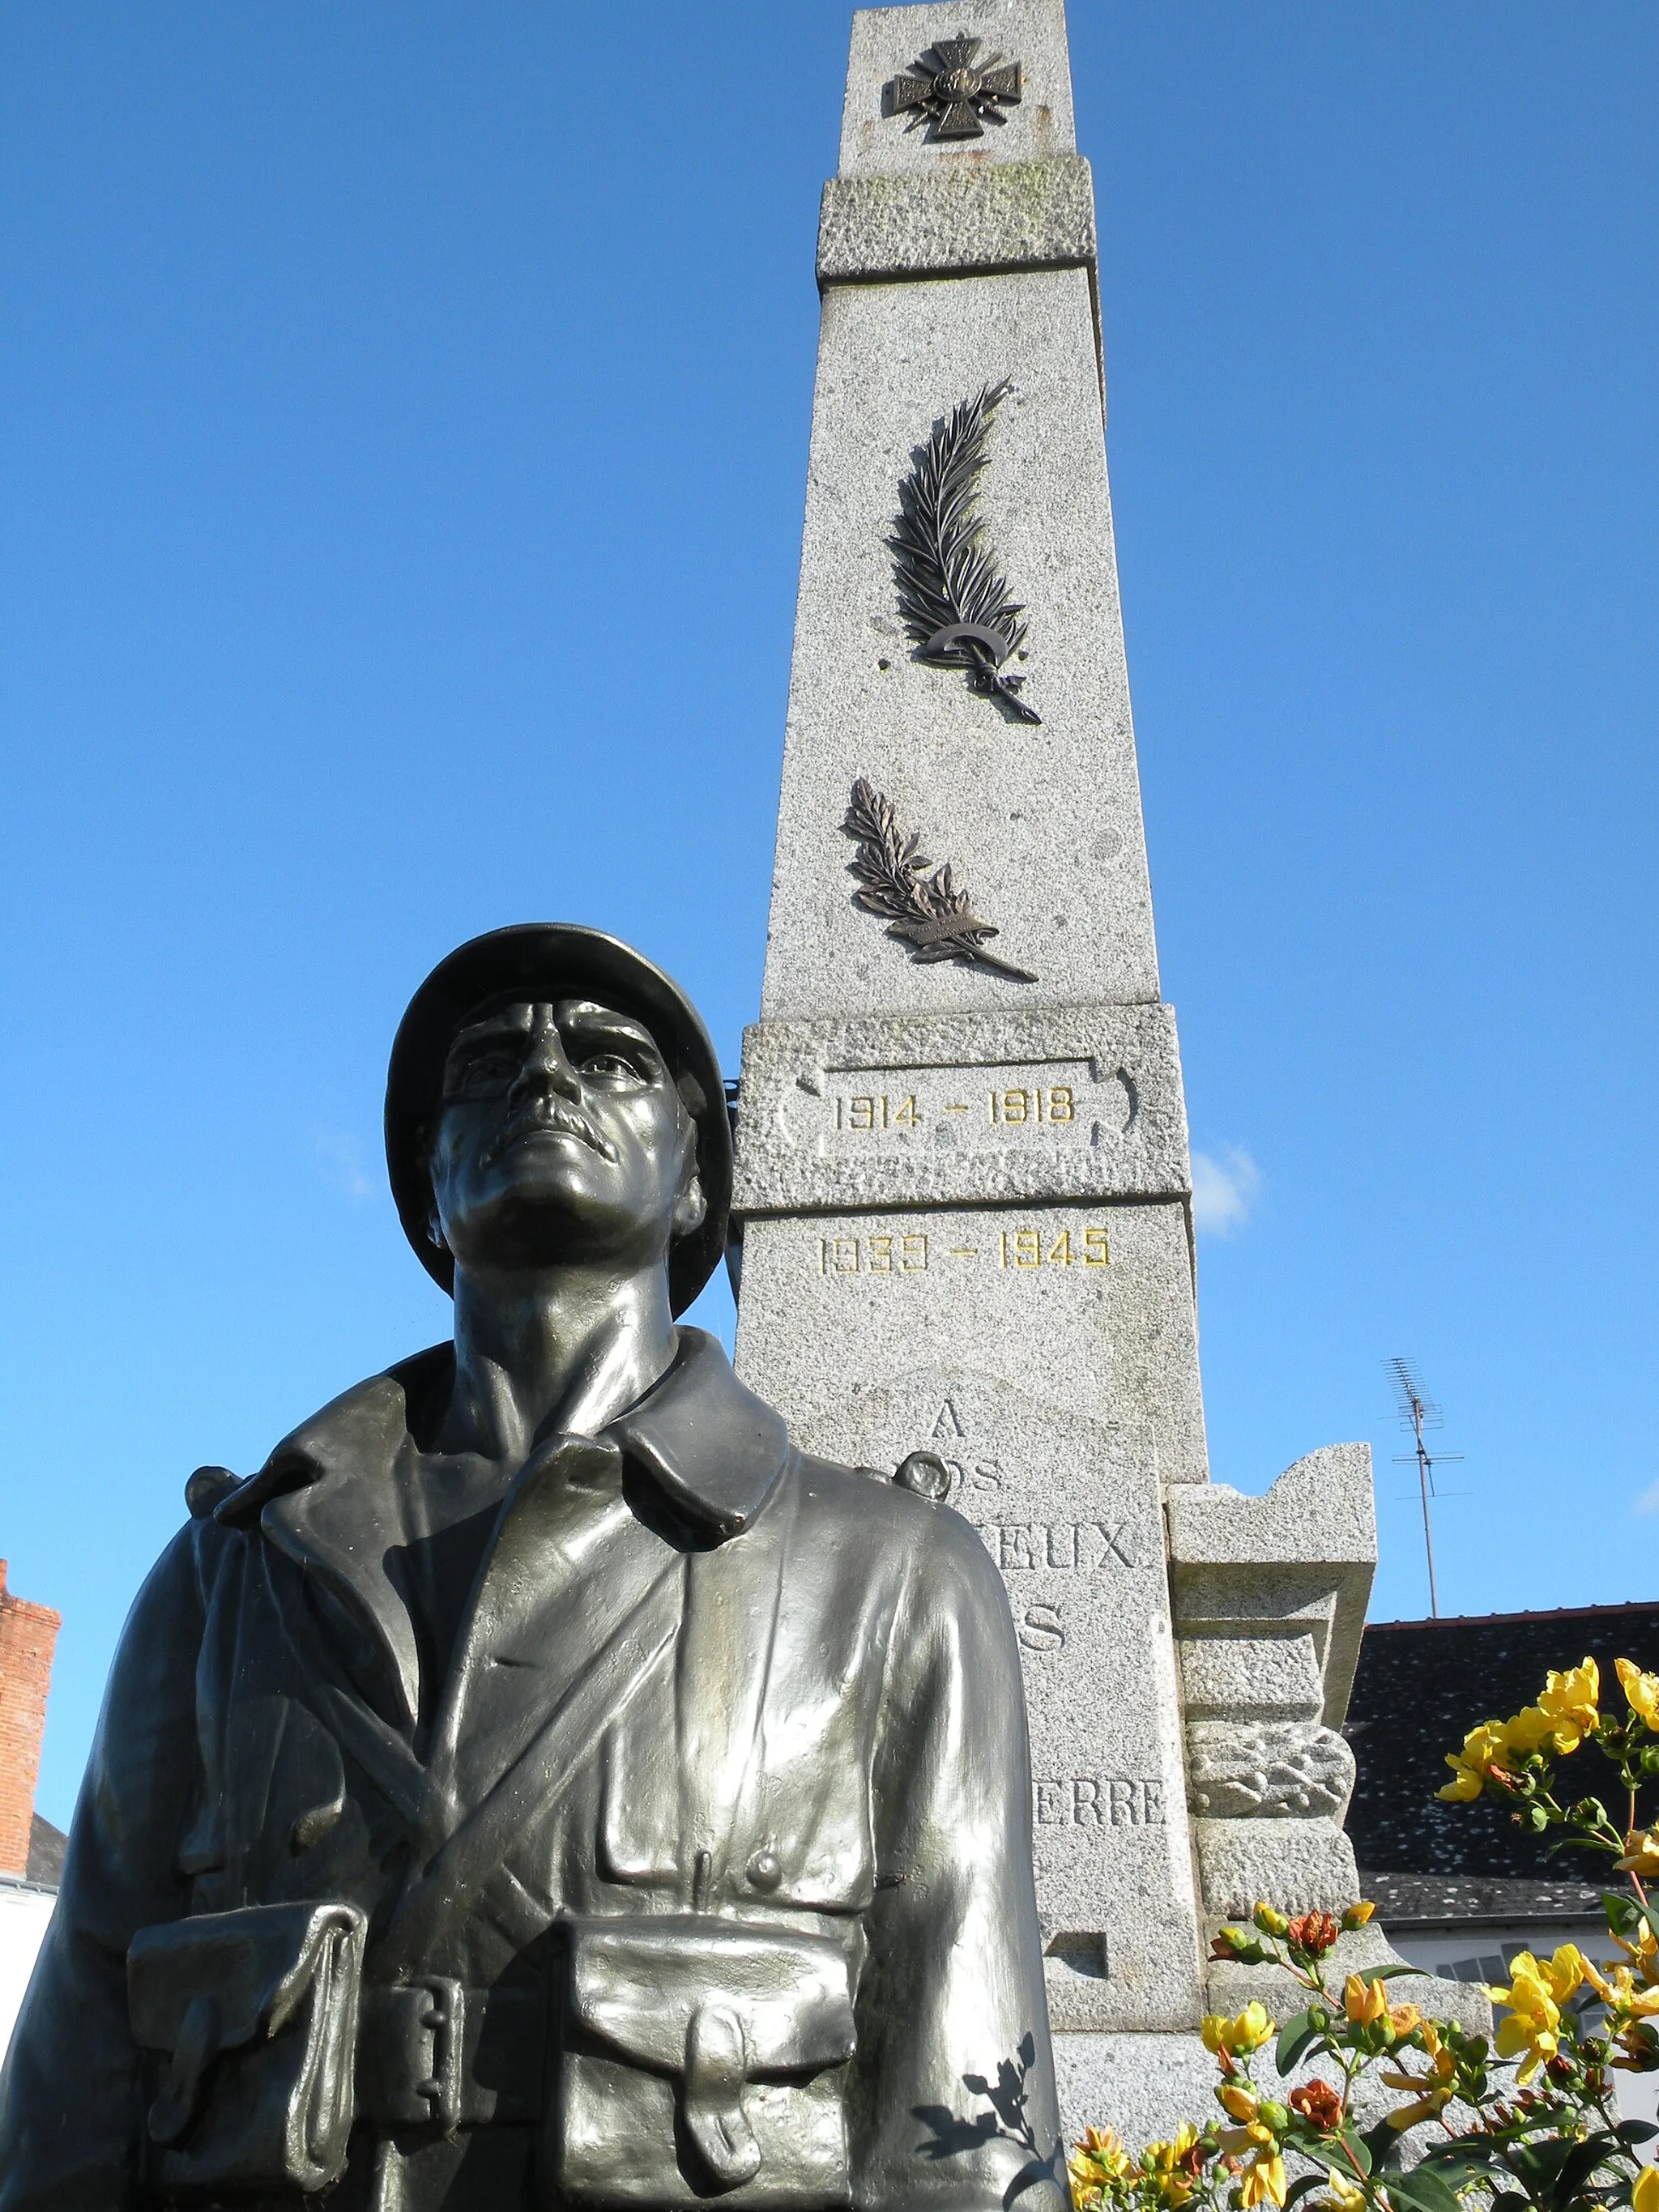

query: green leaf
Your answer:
[1553,2132,1624,2206]
[1385,2161,1465,2212]
[1361,2116,1403,2172]
[1284,2177,1328,2207]
[1333,2129,1372,2179]
[1618,2120,1659,2145]
[1276,2009,1318,2073]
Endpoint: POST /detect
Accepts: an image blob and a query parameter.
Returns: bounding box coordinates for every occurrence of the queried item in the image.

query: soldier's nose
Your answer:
[510,1008,582,1103]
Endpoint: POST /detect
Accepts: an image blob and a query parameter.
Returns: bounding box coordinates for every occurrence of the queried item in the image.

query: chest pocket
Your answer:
[554,1916,857,2209]
[596,1515,879,1914]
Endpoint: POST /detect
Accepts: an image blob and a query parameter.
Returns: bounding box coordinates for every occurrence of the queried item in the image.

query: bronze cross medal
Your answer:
[889,37,1022,141]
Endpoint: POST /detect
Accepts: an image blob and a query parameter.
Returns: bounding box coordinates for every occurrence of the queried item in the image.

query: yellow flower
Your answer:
[1635,2167,1659,2212]
[1235,2136,1287,2210]
[1437,1720,1512,1801]
[1512,1660,1601,1754]
[1341,1900,1376,1930]
[1617,1831,1659,1880]
[1218,2084,1259,2122]
[1069,2126,1132,2207]
[1321,2168,1367,2212]
[1343,1974,1388,2027]
[1380,2021,1456,2129]
[1619,1660,1659,1732]
[1201,2002,1274,2055]
[1386,2003,1422,2037]
[1142,2125,1202,2208]
[1488,1952,1567,2082]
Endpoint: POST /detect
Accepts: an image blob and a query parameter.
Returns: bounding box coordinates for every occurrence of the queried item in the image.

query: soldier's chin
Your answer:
[455,1184,664,1276]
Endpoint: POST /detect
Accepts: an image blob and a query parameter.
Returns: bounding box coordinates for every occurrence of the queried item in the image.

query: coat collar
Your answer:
[216,1329,790,1729]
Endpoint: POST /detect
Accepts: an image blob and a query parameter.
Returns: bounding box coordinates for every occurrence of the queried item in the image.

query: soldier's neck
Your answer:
[441,1264,678,1466]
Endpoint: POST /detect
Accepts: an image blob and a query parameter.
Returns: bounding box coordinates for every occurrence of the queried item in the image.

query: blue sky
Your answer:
[3,4,1654,1827]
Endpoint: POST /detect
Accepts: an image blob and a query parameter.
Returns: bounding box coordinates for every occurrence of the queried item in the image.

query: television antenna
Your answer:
[1386,1357,1462,1619]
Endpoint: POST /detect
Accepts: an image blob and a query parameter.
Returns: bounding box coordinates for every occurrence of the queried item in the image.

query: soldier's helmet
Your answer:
[385,924,731,1316]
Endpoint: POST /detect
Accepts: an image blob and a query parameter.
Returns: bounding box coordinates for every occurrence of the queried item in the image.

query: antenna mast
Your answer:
[1386,1357,1460,1619]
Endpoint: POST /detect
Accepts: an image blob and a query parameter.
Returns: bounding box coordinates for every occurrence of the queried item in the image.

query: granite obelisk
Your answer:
[731,0,1478,2141]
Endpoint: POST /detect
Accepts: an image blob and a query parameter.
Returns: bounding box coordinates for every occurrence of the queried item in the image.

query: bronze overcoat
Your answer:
[0,1332,1065,2212]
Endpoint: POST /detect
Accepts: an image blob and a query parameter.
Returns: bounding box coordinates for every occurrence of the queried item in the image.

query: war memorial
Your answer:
[0,4,1480,2206]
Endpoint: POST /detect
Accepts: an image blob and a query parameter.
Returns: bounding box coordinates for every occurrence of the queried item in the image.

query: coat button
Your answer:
[746,1849,782,1892]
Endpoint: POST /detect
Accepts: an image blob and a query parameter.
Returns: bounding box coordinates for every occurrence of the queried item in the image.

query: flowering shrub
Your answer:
[1069,1657,1659,2212]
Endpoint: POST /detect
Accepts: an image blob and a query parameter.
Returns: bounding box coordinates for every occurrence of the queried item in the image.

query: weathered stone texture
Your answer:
[760,263,1154,1020]
[731,1004,1191,1217]
[838,0,1078,180]
[817,155,1096,286]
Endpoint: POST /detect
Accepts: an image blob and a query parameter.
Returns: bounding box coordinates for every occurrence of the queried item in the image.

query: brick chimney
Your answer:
[0,1562,60,1877]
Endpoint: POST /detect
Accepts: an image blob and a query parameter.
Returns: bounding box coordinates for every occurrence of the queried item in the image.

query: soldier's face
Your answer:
[427,999,705,1278]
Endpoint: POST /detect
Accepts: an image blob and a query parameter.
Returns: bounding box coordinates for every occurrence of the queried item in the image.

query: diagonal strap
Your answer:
[375,1554,685,1978]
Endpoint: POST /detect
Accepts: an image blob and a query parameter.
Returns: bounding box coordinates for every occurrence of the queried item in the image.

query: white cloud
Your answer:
[1191,1145,1262,1238]
[1633,1480,1659,1519]
[313,1130,375,1204]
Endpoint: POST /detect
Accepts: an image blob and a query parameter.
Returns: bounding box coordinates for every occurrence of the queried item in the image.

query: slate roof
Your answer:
[1345,1600,1659,1907]
[25,1814,65,1888]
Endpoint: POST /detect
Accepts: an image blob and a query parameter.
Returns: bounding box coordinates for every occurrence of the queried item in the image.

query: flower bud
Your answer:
[1252,1903,1290,1937]
[1341,1901,1375,1930]
[1257,2103,1290,2134]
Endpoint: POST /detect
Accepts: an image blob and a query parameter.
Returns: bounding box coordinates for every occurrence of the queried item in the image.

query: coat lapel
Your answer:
[214,1328,796,1913]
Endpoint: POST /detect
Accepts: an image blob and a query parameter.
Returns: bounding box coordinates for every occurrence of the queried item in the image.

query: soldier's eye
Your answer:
[579,1051,642,1080]
[446,1051,516,1096]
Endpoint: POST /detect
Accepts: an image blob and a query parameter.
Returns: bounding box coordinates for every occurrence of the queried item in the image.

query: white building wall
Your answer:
[0,1877,54,2061]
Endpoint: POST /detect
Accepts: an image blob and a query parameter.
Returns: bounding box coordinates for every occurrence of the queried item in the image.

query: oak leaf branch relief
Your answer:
[842,778,1036,983]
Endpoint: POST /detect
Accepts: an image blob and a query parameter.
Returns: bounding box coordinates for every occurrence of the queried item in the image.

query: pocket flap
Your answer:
[128,1901,365,2057]
[569,1917,855,2078]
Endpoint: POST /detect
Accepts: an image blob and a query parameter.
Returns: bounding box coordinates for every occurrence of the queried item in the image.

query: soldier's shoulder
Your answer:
[204,1342,454,1528]
[787,1448,1002,1587]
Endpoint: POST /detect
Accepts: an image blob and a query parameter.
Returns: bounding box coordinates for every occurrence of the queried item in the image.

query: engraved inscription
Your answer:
[999,1225,1108,1269]
[811,1227,1110,1278]
[971,1520,1141,1571]
[816,1059,1132,1157]
[1017,1605,1065,1652]
[817,1233,929,1275]
[1034,1777,1166,1827]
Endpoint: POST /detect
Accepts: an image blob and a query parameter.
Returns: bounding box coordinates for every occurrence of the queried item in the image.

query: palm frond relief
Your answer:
[842,778,1037,983]
[888,380,1039,725]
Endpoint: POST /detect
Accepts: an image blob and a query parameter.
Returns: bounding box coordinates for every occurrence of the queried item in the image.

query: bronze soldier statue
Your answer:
[0,927,1064,2212]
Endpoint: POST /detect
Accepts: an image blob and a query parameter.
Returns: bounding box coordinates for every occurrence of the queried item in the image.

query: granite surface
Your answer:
[737,1199,1209,1490]
[758,262,1153,1018]
[791,1368,1202,2031]
[731,1003,1191,1216]
[817,155,1096,286]
[838,0,1077,181]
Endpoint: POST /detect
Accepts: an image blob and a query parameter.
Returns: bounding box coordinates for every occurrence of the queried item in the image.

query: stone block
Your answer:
[1169,1450,1376,1728]
[1193,1816,1365,1921]
[839,0,1077,180]
[1053,2031,1216,2156]
[817,156,1096,286]
[731,1004,1191,1217]
[785,1367,1203,2031]
[1179,1634,1326,1724]
[1186,1720,1355,1821]
[736,1200,1209,1489]
[758,263,1155,1018]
